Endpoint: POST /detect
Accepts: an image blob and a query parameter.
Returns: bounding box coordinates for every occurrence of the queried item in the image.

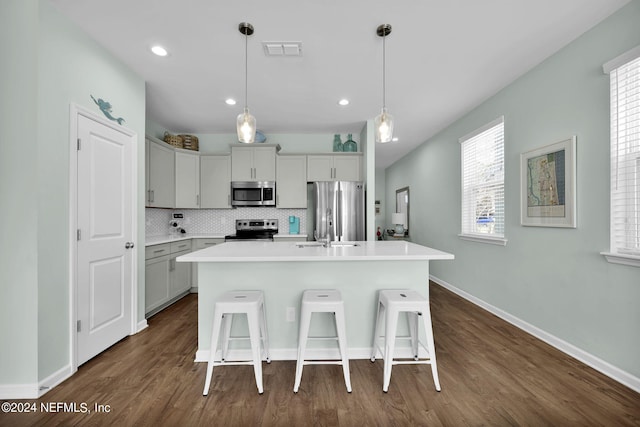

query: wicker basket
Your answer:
[179,134,199,151]
[164,132,183,149]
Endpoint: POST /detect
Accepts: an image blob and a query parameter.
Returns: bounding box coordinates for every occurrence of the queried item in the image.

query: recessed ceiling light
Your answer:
[151,45,168,57]
[225,98,237,106]
[338,99,349,106]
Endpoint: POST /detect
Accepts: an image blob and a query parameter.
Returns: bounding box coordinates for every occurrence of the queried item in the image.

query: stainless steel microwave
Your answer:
[231,181,276,206]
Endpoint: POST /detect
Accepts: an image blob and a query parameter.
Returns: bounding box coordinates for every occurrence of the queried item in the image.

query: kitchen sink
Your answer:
[295,242,360,248]
[330,242,360,247]
[295,242,325,248]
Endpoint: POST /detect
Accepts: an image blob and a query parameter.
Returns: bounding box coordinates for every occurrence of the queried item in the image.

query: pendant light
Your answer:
[237,22,256,143]
[374,24,394,143]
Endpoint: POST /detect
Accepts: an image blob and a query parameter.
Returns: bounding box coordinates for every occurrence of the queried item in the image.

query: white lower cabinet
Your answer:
[145,244,171,316]
[145,240,193,317]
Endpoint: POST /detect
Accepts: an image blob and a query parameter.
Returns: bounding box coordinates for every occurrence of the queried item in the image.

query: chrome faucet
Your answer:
[325,208,333,248]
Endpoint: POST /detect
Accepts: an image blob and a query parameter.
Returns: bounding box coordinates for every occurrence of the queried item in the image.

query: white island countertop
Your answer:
[177,240,454,263]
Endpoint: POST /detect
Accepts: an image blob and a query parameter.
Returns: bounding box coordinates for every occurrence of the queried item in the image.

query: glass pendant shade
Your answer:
[237,107,256,143]
[374,108,394,143]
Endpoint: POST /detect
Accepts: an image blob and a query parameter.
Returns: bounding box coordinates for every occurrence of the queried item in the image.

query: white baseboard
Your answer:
[0,364,74,399]
[38,364,74,398]
[136,319,148,333]
[430,275,640,393]
[0,383,39,400]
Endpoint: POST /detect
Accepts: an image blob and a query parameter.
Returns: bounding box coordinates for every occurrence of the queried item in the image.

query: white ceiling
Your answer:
[49,0,629,169]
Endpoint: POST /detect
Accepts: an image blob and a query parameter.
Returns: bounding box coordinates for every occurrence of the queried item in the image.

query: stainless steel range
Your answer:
[224,219,278,242]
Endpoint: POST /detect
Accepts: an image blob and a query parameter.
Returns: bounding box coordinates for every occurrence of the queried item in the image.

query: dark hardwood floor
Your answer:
[2,282,639,426]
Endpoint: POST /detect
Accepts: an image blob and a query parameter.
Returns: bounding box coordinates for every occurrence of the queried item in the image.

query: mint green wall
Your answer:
[375,169,387,234]
[36,0,146,382]
[0,0,39,388]
[386,1,640,378]
[1,0,146,392]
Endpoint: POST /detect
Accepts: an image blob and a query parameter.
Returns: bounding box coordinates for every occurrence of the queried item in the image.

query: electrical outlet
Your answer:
[286,307,295,322]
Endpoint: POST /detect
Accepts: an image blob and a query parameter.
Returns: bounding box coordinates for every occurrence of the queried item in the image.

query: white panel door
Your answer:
[77,114,133,365]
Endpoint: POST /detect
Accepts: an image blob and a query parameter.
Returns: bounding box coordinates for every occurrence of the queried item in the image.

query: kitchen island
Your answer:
[177,240,454,362]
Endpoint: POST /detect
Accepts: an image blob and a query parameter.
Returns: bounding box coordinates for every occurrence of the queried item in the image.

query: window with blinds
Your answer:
[605,48,640,259]
[460,117,505,242]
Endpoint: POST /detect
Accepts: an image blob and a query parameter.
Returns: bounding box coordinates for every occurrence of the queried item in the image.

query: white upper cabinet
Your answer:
[307,154,362,182]
[175,151,200,208]
[231,145,278,181]
[276,155,307,208]
[200,155,231,209]
[146,138,175,208]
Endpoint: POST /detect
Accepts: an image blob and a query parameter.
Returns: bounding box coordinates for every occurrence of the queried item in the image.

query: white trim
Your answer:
[603,45,640,74]
[137,320,149,333]
[37,364,73,397]
[600,252,640,268]
[0,384,39,400]
[68,104,139,377]
[459,116,504,144]
[458,233,508,246]
[430,275,640,393]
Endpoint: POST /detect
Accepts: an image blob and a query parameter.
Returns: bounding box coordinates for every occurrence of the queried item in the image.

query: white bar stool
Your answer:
[370,289,441,393]
[293,289,352,393]
[203,290,270,395]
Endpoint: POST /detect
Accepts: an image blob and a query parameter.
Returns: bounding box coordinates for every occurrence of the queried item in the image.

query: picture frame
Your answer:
[520,136,576,228]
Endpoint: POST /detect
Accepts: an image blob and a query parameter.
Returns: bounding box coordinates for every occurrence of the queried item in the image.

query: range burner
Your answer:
[224,219,278,242]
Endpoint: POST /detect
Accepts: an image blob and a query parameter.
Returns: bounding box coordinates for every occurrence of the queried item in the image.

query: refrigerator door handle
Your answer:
[337,187,342,239]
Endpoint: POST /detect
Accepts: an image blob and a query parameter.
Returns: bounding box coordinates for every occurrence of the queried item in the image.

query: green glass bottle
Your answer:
[333,134,343,152]
[343,134,357,152]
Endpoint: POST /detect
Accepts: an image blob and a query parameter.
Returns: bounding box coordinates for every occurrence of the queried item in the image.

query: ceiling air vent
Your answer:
[262,42,302,56]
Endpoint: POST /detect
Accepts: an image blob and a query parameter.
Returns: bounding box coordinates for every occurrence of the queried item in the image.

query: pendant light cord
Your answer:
[382,32,386,110]
[244,31,248,109]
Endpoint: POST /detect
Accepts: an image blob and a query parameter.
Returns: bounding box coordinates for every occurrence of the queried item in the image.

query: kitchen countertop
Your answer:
[178,240,454,263]
[145,234,225,246]
[146,233,307,246]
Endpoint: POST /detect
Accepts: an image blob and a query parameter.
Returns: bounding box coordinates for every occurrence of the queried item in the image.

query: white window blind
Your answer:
[608,52,640,257]
[460,117,505,240]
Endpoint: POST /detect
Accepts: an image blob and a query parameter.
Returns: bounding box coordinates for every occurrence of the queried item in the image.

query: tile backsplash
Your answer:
[146,207,307,237]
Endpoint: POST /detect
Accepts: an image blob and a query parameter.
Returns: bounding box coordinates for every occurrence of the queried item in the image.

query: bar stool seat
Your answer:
[293,289,352,393]
[370,289,441,393]
[203,290,270,395]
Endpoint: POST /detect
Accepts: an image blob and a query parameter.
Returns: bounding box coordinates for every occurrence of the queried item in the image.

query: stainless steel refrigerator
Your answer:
[312,181,365,242]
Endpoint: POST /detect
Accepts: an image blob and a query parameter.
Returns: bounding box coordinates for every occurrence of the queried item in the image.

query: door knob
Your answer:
[125,242,135,249]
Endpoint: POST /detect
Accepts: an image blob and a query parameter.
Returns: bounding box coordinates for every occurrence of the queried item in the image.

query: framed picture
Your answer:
[520,136,576,228]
